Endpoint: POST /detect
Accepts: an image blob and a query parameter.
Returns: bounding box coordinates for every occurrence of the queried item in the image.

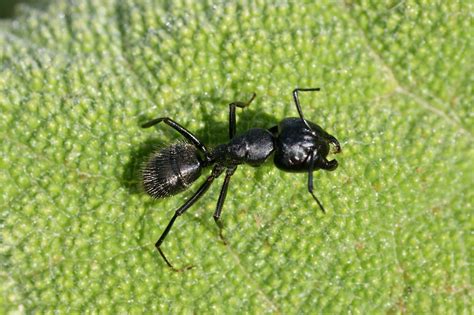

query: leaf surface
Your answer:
[1,1,472,313]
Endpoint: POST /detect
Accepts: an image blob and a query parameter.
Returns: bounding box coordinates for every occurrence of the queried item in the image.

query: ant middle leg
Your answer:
[213,166,237,244]
[142,117,211,161]
[155,165,224,271]
[229,93,256,139]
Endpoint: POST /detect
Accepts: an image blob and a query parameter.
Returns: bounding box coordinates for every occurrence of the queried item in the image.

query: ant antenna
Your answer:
[292,88,320,133]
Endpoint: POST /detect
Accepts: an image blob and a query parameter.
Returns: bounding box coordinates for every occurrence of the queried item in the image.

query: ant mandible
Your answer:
[141,88,341,271]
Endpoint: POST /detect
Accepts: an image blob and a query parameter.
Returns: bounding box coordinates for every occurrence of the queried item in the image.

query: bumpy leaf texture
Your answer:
[1,1,472,313]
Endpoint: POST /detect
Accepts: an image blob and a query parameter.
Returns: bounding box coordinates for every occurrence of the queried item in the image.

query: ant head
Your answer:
[273,118,341,173]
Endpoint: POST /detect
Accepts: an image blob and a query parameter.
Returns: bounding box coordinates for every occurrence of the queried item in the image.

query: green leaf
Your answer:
[1,1,472,313]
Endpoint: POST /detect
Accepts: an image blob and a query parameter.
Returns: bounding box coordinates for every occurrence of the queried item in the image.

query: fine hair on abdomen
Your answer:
[142,142,202,198]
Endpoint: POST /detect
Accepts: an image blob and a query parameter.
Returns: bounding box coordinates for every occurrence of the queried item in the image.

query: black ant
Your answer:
[141,88,341,271]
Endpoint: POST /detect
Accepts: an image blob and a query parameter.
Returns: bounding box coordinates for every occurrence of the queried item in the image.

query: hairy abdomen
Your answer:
[142,143,202,198]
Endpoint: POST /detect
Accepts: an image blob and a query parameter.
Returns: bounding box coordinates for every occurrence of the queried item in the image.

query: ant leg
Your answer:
[142,117,211,160]
[229,93,256,139]
[307,151,326,213]
[292,88,320,132]
[155,166,224,271]
[213,166,237,244]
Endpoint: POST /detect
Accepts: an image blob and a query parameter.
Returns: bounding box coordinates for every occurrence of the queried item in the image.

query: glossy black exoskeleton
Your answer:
[141,88,341,271]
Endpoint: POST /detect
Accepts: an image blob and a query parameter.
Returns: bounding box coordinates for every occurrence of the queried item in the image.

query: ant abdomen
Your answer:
[142,142,203,199]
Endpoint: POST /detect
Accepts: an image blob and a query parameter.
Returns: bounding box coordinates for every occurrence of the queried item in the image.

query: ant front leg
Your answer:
[213,166,237,244]
[228,93,256,139]
[307,151,326,214]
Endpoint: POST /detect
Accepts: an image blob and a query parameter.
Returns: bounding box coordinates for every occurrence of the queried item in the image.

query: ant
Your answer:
[141,88,341,271]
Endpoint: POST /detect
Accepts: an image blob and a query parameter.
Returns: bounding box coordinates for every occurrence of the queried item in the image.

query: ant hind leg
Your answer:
[155,165,224,271]
[142,117,211,161]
